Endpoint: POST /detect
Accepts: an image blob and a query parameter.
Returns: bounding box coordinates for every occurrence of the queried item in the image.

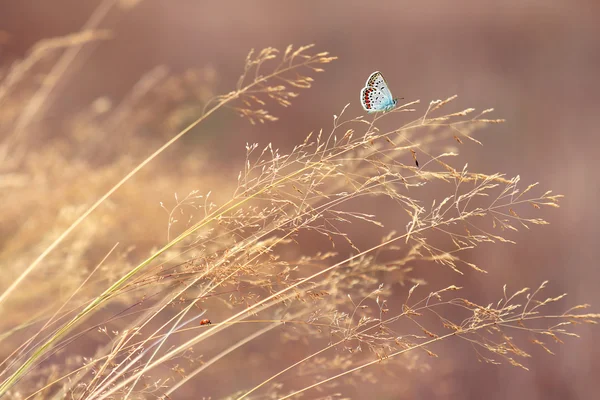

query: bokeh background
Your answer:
[1,0,599,399]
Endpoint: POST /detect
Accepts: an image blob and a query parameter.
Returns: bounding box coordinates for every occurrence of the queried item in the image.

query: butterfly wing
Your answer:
[361,71,395,113]
[365,71,384,88]
[368,72,394,103]
[361,86,377,112]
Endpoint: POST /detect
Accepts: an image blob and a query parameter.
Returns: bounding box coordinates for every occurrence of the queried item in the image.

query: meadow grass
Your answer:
[0,18,598,400]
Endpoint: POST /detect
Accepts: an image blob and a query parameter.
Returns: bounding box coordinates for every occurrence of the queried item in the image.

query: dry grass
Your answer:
[0,10,597,400]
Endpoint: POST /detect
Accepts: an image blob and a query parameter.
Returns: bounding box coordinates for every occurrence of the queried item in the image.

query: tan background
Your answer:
[1,0,599,399]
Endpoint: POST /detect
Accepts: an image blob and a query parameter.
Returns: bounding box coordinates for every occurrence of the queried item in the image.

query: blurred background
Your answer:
[1,0,599,399]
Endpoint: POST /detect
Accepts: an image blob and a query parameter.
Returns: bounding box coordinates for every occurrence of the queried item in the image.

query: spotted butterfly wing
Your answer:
[366,72,394,100]
[360,71,397,113]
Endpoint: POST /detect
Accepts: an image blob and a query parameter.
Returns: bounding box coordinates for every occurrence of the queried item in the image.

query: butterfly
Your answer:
[360,71,398,113]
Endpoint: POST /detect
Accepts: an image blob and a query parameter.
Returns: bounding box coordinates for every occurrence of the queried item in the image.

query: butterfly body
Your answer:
[360,71,398,113]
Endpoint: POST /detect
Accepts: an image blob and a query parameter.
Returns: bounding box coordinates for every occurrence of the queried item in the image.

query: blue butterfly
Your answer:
[360,71,398,113]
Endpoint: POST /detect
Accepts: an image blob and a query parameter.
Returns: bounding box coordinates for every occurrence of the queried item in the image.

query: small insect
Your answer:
[360,71,399,113]
[410,149,419,167]
[199,319,212,325]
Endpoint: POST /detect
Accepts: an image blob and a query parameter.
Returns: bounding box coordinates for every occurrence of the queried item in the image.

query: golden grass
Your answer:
[0,14,597,400]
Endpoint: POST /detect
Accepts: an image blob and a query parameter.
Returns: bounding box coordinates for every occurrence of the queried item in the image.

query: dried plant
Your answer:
[0,15,597,400]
